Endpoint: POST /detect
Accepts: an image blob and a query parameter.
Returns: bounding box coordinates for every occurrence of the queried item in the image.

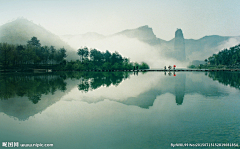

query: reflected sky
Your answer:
[0,71,238,120]
[63,72,230,107]
[0,71,240,148]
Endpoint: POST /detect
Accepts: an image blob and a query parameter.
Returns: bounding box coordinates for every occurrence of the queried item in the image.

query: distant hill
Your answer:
[3,18,238,63]
[0,18,79,60]
[115,26,240,61]
[60,25,240,62]
[114,25,162,45]
[184,35,235,60]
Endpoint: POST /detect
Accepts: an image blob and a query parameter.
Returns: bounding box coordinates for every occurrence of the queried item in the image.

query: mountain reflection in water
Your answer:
[0,71,239,121]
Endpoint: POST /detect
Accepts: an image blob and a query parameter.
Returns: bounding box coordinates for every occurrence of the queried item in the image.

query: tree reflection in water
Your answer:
[1,71,238,106]
[0,73,67,103]
[77,72,131,92]
[0,72,131,104]
[208,71,240,90]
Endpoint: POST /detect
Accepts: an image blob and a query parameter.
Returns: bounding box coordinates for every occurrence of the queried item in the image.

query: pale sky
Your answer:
[0,0,240,40]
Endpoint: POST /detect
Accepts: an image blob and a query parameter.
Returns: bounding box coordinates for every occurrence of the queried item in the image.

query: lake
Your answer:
[0,71,239,148]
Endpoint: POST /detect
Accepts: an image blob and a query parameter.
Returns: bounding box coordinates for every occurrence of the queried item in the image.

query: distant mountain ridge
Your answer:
[1,18,240,62]
[114,25,161,45]
[61,25,240,61]
[116,26,240,60]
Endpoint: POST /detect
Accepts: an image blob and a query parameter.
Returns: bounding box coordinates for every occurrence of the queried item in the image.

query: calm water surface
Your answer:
[0,71,239,149]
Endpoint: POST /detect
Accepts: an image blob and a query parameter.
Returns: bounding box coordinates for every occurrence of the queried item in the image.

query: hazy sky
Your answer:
[0,0,240,40]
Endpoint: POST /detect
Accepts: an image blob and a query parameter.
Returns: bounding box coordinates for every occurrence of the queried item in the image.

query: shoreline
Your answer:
[0,68,240,73]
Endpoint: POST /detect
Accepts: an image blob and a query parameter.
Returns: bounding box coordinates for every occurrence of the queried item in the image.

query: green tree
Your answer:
[139,62,150,69]
[90,49,104,65]
[204,59,208,64]
[27,37,41,47]
[77,47,89,62]
[104,50,112,62]
[49,46,56,65]
[111,51,123,64]
[40,46,50,64]
[16,45,25,67]
[207,44,240,67]
[27,37,42,65]
[0,43,16,70]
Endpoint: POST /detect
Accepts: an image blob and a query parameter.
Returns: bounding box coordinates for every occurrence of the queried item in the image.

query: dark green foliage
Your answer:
[139,62,150,69]
[77,47,89,62]
[192,44,240,69]
[0,37,149,71]
[27,36,41,47]
[73,47,149,70]
[0,37,67,71]
[188,65,196,69]
[207,44,240,67]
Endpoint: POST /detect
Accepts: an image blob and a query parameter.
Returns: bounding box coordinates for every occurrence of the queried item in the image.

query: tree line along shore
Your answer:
[188,44,240,69]
[0,37,149,72]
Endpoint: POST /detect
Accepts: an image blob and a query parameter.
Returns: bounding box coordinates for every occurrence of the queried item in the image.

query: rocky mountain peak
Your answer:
[174,28,186,61]
[116,25,159,45]
[175,28,184,38]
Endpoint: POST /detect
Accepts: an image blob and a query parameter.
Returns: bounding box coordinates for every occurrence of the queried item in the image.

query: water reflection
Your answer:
[208,71,240,90]
[174,73,186,105]
[77,72,131,92]
[1,71,239,148]
[0,72,131,120]
[0,73,67,103]
[0,72,130,102]
[0,71,238,120]
[76,72,231,109]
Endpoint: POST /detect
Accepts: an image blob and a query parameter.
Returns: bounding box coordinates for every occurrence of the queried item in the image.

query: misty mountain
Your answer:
[184,35,237,60]
[60,26,161,48]
[0,18,79,60]
[114,25,162,45]
[60,25,240,63]
[116,26,240,61]
[1,18,239,66]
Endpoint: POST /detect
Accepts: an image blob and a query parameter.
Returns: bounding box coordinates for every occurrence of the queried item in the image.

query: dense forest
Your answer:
[0,37,149,72]
[207,44,240,66]
[74,47,149,71]
[0,37,67,71]
[189,44,240,69]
